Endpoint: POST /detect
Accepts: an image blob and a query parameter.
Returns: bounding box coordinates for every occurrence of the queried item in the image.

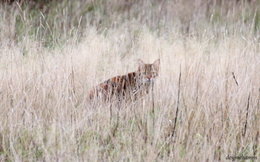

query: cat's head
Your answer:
[137,59,160,83]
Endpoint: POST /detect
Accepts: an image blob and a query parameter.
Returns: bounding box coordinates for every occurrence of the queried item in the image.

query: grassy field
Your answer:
[0,0,259,161]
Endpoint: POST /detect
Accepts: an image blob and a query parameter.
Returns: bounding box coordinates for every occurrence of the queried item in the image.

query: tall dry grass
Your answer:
[0,0,259,161]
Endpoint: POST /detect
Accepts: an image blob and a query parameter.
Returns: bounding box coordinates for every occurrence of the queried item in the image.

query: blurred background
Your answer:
[1,0,259,48]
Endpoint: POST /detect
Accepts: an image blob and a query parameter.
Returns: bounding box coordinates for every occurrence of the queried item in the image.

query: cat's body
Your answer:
[89,59,160,102]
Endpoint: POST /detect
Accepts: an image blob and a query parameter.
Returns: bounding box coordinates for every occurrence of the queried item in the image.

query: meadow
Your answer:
[0,0,259,161]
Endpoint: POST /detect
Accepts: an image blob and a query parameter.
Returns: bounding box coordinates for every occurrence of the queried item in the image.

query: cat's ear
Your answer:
[153,59,160,69]
[137,59,145,67]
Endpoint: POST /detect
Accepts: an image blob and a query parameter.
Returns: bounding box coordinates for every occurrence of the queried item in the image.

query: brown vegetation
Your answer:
[0,0,259,161]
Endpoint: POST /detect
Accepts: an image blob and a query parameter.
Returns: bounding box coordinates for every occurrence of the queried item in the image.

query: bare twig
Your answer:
[156,65,182,159]
[152,82,155,114]
[151,82,155,131]
[253,131,259,156]
[242,93,250,137]
[232,72,239,86]
[171,64,182,139]
[70,65,76,95]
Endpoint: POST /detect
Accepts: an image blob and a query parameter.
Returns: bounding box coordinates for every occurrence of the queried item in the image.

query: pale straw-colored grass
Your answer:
[0,1,259,161]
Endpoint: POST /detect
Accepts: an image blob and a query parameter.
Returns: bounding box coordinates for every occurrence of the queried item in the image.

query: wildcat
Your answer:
[88,59,160,102]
